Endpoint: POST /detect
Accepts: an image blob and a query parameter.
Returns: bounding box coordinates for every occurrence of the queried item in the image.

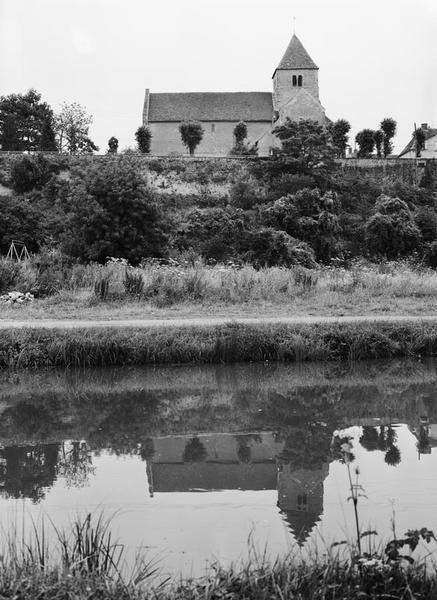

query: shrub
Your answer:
[262,188,341,262]
[415,207,437,242]
[425,241,437,268]
[229,177,263,209]
[123,269,144,296]
[0,258,21,293]
[242,228,317,268]
[10,153,61,194]
[179,121,204,155]
[135,126,152,153]
[31,249,74,297]
[60,156,168,264]
[94,274,110,300]
[365,195,421,259]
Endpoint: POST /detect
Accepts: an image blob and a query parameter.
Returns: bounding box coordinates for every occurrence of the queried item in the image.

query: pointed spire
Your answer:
[276,34,318,71]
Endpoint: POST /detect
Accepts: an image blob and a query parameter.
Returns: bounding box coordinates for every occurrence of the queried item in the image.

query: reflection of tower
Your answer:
[277,462,329,546]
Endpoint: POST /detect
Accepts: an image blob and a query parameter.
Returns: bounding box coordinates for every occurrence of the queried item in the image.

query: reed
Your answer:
[1,320,437,368]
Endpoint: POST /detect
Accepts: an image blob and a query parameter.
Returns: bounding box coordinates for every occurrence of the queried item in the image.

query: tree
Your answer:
[0,89,57,151]
[373,130,384,158]
[272,119,336,182]
[262,188,341,262]
[365,195,421,259]
[229,121,258,156]
[182,437,207,462]
[107,136,118,153]
[329,119,351,158]
[414,127,426,158]
[135,126,152,153]
[355,129,375,158]
[380,117,397,157]
[55,102,98,154]
[60,156,167,263]
[179,121,204,155]
[234,121,247,145]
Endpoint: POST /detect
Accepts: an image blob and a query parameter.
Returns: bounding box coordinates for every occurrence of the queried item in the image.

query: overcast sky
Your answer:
[1,0,436,153]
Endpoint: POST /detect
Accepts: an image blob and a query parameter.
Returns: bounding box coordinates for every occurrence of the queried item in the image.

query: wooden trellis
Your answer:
[6,240,30,262]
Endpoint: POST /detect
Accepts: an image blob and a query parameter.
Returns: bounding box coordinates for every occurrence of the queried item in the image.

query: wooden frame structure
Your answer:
[6,240,30,261]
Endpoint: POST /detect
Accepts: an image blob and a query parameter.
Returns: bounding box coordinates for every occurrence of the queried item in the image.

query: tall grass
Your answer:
[2,320,437,368]
[0,515,436,599]
[6,257,437,307]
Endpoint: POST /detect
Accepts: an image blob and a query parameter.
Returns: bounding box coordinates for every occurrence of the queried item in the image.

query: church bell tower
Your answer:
[272,34,326,124]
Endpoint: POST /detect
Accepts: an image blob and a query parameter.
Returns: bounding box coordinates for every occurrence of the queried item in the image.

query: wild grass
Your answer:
[0,514,436,599]
[5,257,437,307]
[0,512,158,599]
[1,320,437,368]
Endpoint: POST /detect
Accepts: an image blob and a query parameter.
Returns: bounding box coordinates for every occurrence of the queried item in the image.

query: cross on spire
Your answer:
[293,16,296,34]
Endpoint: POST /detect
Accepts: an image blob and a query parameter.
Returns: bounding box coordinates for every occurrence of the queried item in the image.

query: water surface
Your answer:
[1,361,437,576]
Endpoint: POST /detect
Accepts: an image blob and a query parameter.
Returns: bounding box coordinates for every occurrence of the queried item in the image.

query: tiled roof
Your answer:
[147,92,273,122]
[275,34,318,72]
[399,127,437,157]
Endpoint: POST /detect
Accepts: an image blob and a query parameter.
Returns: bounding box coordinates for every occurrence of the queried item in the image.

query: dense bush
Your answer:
[0,195,42,254]
[60,156,168,264]
[263,188,341,262]
[10,153,64,193]
[365,195,421,259]
[242,228,317,268]
[0,259,21,293]
[179,206,248,261]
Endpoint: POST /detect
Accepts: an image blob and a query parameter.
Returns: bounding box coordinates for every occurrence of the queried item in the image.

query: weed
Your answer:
[94,275,110,301]
[123,269,144,297]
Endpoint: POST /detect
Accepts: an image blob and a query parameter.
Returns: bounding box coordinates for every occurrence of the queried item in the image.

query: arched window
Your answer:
[298,75,303,87]
[292,75,297,86]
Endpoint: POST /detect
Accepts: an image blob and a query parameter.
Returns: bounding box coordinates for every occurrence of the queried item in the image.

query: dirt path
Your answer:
[1,315,437,329]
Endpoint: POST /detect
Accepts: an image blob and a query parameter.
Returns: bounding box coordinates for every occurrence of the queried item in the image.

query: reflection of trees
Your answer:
[384,445,401,466]
[0,403,58,441]
[56,441,95,488]
[359,426,401,467]
[416,426,431,455]
[277,424,333,471]
[86,392,161,455]
[235,434,262,463]
[359,426,379,451]
[331,434,355,463]
[182,438,207,463]
[0,444,59,503]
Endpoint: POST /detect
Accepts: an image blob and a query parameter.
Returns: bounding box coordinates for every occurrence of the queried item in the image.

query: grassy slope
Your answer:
[1,320,437,368]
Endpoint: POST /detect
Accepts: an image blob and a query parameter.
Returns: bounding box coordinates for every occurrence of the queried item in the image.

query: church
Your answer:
[142,33,328,156]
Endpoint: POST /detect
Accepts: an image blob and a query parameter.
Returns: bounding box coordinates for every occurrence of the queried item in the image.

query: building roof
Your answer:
[399,126,437,157]
[147,92,273,122]
[280,509,321,546]
[274,34,318,75]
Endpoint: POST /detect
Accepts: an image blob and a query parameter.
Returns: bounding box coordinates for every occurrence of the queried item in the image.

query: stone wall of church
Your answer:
[273,69,319,110]
[148,121,274,156]
[278,92,326,125]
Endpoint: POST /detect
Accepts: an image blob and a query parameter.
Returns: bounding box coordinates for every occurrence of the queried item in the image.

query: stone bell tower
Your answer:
[272,33,326,125]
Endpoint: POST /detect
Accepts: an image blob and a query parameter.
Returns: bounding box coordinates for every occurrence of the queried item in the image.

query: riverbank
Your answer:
[1,546,436,600]
[2,319,437,368]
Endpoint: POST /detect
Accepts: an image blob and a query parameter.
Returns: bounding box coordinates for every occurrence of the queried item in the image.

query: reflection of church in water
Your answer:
[144,432,329,546]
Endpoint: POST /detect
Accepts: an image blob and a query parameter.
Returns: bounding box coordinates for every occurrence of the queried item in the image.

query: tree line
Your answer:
[0,118,436,271]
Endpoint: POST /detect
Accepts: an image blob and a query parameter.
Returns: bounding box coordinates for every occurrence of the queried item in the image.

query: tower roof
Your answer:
[274,34,318,75]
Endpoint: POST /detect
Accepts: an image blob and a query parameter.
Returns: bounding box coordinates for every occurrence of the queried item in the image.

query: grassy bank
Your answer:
[2,320,437,368]
[3,556,437,600]
[1,513,436,600]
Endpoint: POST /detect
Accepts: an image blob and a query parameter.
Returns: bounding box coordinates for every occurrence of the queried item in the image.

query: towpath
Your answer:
[1,315,437,329]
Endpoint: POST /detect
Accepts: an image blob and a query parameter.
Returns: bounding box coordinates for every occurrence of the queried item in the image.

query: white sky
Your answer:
[1,0,436,153]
